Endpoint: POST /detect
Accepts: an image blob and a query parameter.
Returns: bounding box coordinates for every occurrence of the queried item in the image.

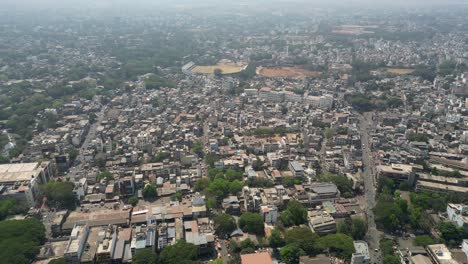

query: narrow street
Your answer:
[359,112,382,263]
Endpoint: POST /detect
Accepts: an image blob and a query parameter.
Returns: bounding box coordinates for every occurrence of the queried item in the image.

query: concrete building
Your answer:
[0,161,55,207]
[308,211,336,235]
[377,163,415,184]
[351,241,371,264]
[426,244,459,264]
[260,204,278,224]
[446,203,468,228]
[64,223,90,264]
[289,161,304,177]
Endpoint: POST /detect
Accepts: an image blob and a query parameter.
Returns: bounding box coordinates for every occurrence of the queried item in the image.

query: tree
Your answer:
[132,248,157,264]
[228,180,244,195]
[438,222,463,246]
[208,178,230,200]
[0,219,45,264]
[269,229,285,248]
[42,181,76,209]
[214,68,223,78]
[0,155,10,164]
[383,255,401,264]
[171,191,183,202]
[0,198,18,220]
[193,141,204,156]
[128,196,139,206]
[284,227,319,255]
[351,218,367,240]
[315,234,354,261]
[279,200,307,227]
[68,148,79,162]
[280,244,306,264]
[240,238,255,251]
[214,213,237,238]
[239,212,265,236]
[153,152,170,162]
[160,240,199,264]
[414,235,435,247]
[97,170,113,182]
[88,112,97,124]
[142,184,157,199]
[48,258,66,264]
[194,178,210,192]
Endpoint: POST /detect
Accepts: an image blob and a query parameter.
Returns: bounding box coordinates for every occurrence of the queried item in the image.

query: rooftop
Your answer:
[241,252,273,264]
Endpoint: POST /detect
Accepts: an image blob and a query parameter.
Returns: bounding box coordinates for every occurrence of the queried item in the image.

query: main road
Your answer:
[68,105,106,181]
[359,111,382,263]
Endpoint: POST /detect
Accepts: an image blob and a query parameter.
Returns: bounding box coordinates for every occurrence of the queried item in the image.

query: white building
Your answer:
[447,203,468,228]
[351,241,371,264]
[64,223,90,264]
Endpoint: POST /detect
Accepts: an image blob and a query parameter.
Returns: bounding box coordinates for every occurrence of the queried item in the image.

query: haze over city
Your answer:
[0,0,466,264]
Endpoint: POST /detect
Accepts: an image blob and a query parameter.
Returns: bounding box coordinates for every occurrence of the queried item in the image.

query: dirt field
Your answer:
[385,68,415,75]
[191,65,245,74]
[256,66,320,79]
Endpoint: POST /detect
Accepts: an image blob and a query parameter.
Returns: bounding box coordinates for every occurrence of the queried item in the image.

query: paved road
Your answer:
[68,105,106,181]
[359,112,382,263]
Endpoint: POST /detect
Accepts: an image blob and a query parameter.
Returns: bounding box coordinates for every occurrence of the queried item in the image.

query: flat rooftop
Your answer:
[0,162,42,183]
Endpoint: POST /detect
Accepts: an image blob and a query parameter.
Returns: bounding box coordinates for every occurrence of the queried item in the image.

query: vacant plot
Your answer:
[256,66,320,79]
[191,65,245,74]
[386,68,415,75]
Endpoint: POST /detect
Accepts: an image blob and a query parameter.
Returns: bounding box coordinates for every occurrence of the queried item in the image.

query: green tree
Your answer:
[351,218,367,240]
[240,238,256,250]
[97,170,113,181]
[160,240,199,264]
[132,248,157,264]
[193,141,204,156]
[153,152,170,162]
[214,68,223,78]
[128,196,139,206]
[0,155,10,164]
[0,199,18,220]
[239,212,265,236]
[383,255,401,264]
[228,180,244,195]
[414,235,435,247]
[68,148,79,162]
[214,213,237,238]
[0,219,45,264]
[42,181,76,209]
[142,184,157,199]
[315,234,354,261]
[194,178,210,192]
[438,222,463,246]
[269,229,285,248]
[48,258,67,264]
[284,227,319,255]
[319,173,355,197]
[208,178,230,200]
[279,200,307,227]
[171,191,183,202]
[280,244,306,264]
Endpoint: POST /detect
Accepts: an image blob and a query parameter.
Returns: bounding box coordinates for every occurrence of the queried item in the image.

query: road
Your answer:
[359,111,382,263]
[68,105,106,181]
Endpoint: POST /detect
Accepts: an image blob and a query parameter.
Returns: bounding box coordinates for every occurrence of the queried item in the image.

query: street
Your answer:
[68,105,106,181]
[359,112,382,263]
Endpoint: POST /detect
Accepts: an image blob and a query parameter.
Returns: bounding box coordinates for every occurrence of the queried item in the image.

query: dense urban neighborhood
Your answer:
[0,1,467,264]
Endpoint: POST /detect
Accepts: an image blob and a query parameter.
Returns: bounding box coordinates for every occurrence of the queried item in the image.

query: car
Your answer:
[374,248,379,252]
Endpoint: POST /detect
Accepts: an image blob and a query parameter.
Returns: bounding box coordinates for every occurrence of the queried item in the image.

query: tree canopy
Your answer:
[239,212,265,236]
[42,181,76,209]
[315,233,355,261]
[284,227,319,255]
[0,219,45,264]
[132,248,157,264]
[142,184,157,199]
[214,213,237,238]
[159,240,199,264]
[279,200,307,227]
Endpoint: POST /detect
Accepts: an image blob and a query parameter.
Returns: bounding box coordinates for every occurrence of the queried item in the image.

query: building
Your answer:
[462,240,468,260]
[308,211,336,235]
[351,241,371,264]
[64,223,90,264]
[260,205,278,224]
[446,204,468,228]
[241,252,273,264]
[289,161,304,177]
[0,161,55,207]
[426,244,459,264]
[377,164,415,184]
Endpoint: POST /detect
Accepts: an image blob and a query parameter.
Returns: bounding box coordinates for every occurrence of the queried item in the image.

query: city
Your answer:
[0,1,467,264]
